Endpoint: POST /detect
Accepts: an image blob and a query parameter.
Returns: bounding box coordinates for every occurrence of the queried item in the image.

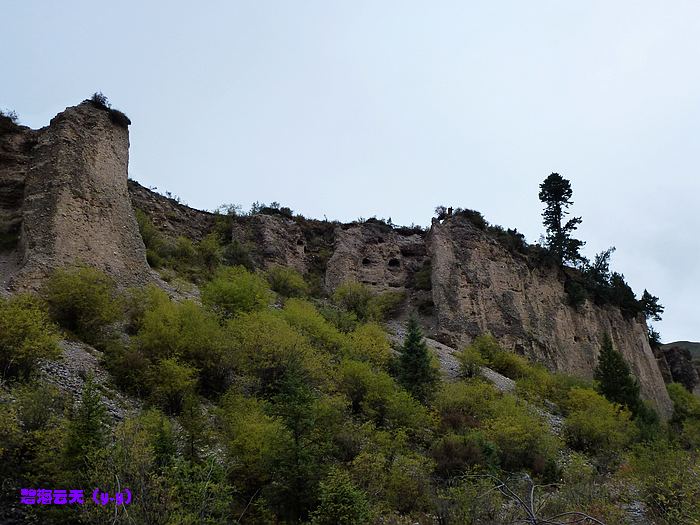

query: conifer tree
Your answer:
[63,375,108,477]
[397,317,439,403]
[594,333,642,414]
[539,173,586,265]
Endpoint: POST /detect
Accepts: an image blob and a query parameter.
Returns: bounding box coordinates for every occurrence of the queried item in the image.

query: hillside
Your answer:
[1,100,699,524]
[664,341,700,361]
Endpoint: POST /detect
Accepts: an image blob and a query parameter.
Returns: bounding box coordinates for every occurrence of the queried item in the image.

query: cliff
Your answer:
[429,216,672,415]
[0,101,673,416]
[0,102,152,290]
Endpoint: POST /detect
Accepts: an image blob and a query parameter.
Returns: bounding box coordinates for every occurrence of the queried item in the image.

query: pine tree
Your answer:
[538,173,586,265]
[63,375,108,477]
[594,333,642,414]
[640,290,664,321]
[397,317,439,403]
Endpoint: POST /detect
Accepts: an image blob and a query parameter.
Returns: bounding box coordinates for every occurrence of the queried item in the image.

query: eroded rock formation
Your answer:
[429,216,672,416]
[0,101,152,290]
[0,100,674,416]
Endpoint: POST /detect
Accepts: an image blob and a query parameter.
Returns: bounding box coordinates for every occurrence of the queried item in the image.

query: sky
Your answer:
[3,1,699,342]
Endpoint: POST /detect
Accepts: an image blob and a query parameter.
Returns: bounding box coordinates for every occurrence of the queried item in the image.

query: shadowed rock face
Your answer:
[0,102,152,290]
[429,216,672,417]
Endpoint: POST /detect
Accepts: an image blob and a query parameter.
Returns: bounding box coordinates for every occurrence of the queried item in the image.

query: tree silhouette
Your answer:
[539,173,585,265]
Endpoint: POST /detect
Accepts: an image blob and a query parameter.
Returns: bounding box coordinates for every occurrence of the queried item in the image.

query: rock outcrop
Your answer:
[429,216,672,416]
[654,345,700,394]
[0,102,152,290]
[0,100,675,416]
[325,222,427,292]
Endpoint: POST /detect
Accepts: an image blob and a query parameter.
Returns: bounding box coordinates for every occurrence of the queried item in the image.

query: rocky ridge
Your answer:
[0,101,674,416]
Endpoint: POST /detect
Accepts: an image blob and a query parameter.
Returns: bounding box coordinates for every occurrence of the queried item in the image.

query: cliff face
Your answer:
[0,101,673,416]
[429,216,672,416]
[0,102,152,289]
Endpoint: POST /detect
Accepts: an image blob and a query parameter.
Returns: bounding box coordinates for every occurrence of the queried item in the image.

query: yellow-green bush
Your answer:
[434,380,500,432]
[667,382,700,449]
[516,368,592,409]
[280,298,346,355]
[217,392,291,487]
[333,281,374,320]
[627,443,700,524]
[490,350,531,379]
[457,345,486,378]
[225,310,329,392]
[345,322,392,369]
[0,294,60,379]
[350,432,435,515]
[563,387,636,454]
[147,358,197,414]
[267,264,309,297]
[467,334,503,363]
[337,359,433,433]
[43,265,122,345]
[483,395,560,475]
[310,467,372,525]
[201,265,273,318]
[366,290,406,321]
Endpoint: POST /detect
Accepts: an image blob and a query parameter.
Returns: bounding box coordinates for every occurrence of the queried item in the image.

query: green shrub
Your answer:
[483,395,560,475]
[266,265,309,297]
[457,345,486,378]
[216,392,291,487]
[135,209,166,267]
[516,368,592,410]
[43,265,122,345]
[333,281,374,320]
[434,380,500,432]
[172,236,196,263]
[668,382,700,449]
[366,290,405,320]
[222,240,254,270]
[468,333,503,363]
[310,467,372,525]
[317,305,359,333]
[225,310,329,392]
[430,432,496,478]
[628,443,700,524]
[147,358,197,414]
[411,260,432,290]
[201,266,272,318]
[337,359,433,433]
[280,298,346,354]
[0,294,60,380]
[490,351,531,379]
[14,381,66,431]
[197,233,222,273]
[345,322,392,369]
[563,387,636,455]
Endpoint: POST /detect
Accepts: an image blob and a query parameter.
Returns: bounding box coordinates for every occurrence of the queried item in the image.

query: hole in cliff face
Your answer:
[296,239,304,246]
[574,336,581,343]
[388,258,400,268]
[362,257,371,265]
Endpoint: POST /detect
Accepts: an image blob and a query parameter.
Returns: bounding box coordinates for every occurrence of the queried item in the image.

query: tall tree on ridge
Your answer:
[539,173,586,265]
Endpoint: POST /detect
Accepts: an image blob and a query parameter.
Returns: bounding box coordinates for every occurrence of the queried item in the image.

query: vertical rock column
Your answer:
[16,102,152,288]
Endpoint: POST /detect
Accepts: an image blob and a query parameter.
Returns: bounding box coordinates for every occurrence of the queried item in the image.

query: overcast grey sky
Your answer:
[3,1,698,342]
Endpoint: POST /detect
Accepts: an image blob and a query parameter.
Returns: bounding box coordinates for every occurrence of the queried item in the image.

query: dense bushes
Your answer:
[0,295,60,379]
[267,265,309,297]
[3,262,700,523]
[201,266,273,318]
[563,387,636,455]
[42,265,122,346]
[332,281,405,321]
